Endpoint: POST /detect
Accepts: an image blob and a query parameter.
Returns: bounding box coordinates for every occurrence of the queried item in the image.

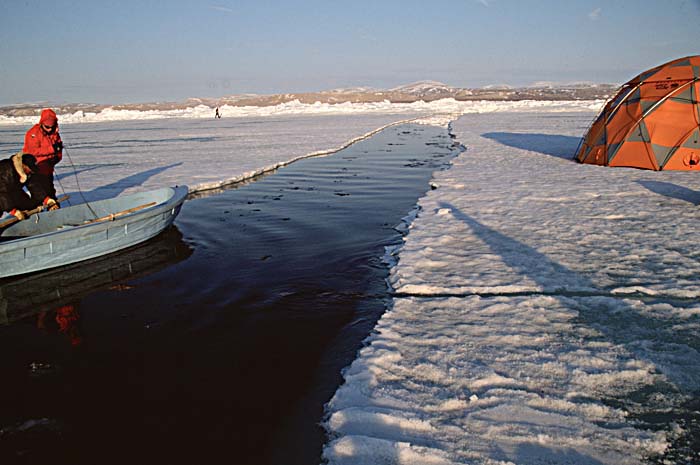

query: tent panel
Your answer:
[579,144,607,165]
[662,147,700,170]
[587,118,607,144]
[576,115,607,162]
[626,120,650,142]
[592,130,606,147]
[574,140,590,162]
[607,142,622,160]
[634,64,670,84]
[630,56,700,83]
[644,99,699,147]
[669,58,693,68]
[682,129,700,148]
[602,87,640,127]
[608,141,657,169]
[608,85,635,110]
[639,79,689,100]
[626,88,642,105]
[651,143,674,167]
[640,99,656,114]
[606,103,642,145]
[645,64,695,83]
[669,85,694,103]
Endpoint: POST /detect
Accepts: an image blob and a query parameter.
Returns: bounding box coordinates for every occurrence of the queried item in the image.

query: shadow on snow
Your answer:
[481,132,582,160]
[55,164,118,183]
[61,162,182,203]
[636,180,700,206]
[438,200,700,462]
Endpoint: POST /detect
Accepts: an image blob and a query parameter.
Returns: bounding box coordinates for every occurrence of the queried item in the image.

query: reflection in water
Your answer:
[36,304,83,347]
[0,227,193,461]
[0,124,458,465]
[0,226,192,327]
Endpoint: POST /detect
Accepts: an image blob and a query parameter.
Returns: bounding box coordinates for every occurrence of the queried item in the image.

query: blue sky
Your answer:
[1,0,698,105]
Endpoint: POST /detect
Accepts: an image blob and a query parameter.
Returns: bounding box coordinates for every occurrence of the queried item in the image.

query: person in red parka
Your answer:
[23,108,63,210]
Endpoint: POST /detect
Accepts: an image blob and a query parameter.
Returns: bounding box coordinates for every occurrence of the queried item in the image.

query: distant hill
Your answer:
[390,80,457,95]
[0,81,616,117]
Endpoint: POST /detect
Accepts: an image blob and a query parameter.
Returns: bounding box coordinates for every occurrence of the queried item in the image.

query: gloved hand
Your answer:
[53,141,63,152]
[10,209,26,220]
[44,197,60,211]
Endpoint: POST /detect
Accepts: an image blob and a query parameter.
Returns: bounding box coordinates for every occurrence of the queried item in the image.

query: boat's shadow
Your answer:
[61,162,183,204]
[0,226,193,326]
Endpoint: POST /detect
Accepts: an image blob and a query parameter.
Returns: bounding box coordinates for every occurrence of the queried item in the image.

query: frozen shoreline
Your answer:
[0,98,604,126]
[323,111,700,464]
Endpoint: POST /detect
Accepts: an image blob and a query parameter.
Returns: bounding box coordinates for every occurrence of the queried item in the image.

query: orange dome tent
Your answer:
[576,55,700,170]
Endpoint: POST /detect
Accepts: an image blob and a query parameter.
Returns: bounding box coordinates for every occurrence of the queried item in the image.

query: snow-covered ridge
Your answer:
[0,98,604,126]
[389,80,457,95]
[0,81,615,124]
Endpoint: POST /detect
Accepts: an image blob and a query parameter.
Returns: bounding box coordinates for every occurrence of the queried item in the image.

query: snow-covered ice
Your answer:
[1,113,429,206]
[8,98,691,463]
[323,111,700,464]
[0,99,601,206]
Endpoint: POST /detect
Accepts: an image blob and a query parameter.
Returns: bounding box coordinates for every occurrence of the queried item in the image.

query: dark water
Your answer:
[0,123,459,465]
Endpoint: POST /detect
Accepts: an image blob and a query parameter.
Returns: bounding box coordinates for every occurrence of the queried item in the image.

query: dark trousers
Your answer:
[0,188,40,214]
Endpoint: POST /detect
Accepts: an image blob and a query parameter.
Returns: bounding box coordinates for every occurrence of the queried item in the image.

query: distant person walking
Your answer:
[215,107,221,119]
[23,108,63,210]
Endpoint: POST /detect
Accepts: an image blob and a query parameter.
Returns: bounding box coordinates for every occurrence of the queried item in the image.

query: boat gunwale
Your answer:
[0,186,187,249]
